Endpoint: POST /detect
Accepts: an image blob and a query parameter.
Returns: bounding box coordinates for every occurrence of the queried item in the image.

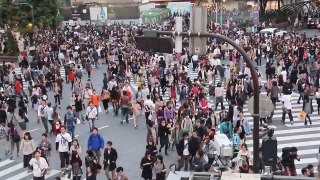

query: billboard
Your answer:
[89,7,108,21]
[167,2,191,15]
[107,6,140,20]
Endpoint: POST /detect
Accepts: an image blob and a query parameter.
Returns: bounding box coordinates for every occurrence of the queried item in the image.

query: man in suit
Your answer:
[104,141,118,180]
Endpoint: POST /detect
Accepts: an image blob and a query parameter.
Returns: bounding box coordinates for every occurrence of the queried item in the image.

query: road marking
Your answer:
[0,160,14,168]
[247,133,320,145]
[27,128,38,132]
[277,149,319,157]
[28,169,61,180]
[75,135,79,138]
[0,163,23,177]
[273,127,320,135]
[98,125,109,130]
[249,140,320,152]
[285,121,320,127]
[7,170,31,180]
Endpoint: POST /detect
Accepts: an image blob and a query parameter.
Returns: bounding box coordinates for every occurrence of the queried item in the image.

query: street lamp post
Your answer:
[12,2,35,32]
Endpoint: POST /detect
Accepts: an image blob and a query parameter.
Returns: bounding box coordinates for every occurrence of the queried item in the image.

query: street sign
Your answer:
[248,94,274,118]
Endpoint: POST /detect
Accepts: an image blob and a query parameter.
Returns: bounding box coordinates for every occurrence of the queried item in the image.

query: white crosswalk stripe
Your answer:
[0,159,61,180]
[129,64,320,175]
[14,66,66,90]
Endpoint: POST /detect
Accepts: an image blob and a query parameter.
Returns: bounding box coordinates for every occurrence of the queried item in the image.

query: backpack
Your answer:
[89,134,102,147]
[76,70,82,78]
[209,85,215,96]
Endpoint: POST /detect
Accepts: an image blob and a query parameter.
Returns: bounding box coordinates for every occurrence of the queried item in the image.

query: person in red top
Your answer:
[14,80,22,96]
[68,70,76,90]
[199,97,209,114]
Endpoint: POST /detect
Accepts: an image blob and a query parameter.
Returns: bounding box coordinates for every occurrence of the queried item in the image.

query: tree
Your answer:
[259,0,270,14]
[0,0,63,29]
[2,30,19,55]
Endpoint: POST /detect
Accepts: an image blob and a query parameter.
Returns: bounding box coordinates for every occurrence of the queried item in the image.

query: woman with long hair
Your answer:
[20,131,36,169]
[70,151,83,180]
[140,151,154,180]
[154,155,166,180]
[7,124,20,160]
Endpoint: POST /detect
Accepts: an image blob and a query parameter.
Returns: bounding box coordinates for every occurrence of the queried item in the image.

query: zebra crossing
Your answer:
[0,159,61,180]
[129,65,320,175]
[14,66,66,90]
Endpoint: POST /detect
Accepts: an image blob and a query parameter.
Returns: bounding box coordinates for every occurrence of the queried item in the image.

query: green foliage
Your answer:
[2,30,19,56]
[0,0,63,29]
[260,10,295,23]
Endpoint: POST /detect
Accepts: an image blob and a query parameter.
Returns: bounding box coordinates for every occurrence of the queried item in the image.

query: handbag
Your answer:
[299,110,306,120]
[12,132,21,142]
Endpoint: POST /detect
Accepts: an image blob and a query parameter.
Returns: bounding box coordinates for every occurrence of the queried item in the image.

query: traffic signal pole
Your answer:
[157,31,261,173]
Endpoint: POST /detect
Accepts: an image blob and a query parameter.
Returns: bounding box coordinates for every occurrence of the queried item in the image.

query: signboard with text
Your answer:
[167,2,191,15]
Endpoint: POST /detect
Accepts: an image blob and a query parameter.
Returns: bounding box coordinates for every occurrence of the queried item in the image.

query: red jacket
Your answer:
[14,81,22,94]
[68,72,76,81]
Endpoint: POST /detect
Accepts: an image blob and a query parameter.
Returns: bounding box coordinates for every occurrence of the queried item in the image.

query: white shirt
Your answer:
[55,132,72,152]
[282,94,292,110]
[182,139,190,156]
[281,70,287,82]
[144,99,155,112]
[37,105,48,117]
[47,107,54,120]
[86,106,97,119]
[192,55,199,62]
[29,157,48,177]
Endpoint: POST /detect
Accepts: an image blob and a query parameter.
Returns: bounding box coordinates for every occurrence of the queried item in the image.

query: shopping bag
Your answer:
[299,111,306,120]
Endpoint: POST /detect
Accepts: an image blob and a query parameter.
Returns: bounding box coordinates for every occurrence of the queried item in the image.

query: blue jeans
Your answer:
[121,107,129,123]
[68,127,75,139]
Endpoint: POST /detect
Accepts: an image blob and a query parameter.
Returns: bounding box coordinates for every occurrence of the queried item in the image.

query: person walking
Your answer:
[101,89,110,114]
[29,150,49,180]
[38,100,49,134]
[154,155,166,180]
[20,132,36,169]
[87,127,105,163]
[114,166,128,180]
[75,95,85,124]
[7,124,20,160]
[70,151,83,180]
[86,102,98,132]
[103,141,118,180]
[0,121,9,159]
[303,95,312,125]
[119,91,130,124]
[140,151,154,180]
[91,90,100,119]
[38,133,52,166]
[55,126,72,174]
[282,94,294,125]
[158,118,170,155]
[177,132,191,171]
[64,106,76,139]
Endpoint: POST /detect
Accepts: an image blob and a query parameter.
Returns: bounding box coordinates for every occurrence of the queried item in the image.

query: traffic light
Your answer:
[135,31,174,53]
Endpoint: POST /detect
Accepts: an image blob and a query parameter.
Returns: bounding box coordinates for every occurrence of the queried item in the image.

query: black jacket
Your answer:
[188,137,202,156]
[103,148,118,171]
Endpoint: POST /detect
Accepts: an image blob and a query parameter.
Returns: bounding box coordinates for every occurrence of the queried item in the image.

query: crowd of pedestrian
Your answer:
[0,11,319,179]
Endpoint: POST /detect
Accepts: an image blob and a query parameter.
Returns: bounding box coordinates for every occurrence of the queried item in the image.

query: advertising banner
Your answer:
[167,2,191,15]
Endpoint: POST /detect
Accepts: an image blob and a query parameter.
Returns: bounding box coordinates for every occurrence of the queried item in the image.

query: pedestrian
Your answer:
[191,149,207,172]
[70,151,83,180]
[86,102,98,132]
[316,88,320,114]
[55,126,72,174]
[103,141,118,180]
[281,147,300,176]
[119,90,130,124]
[0,121,9,159]
[38,99,49,134]
[20,132,36,169]
[64,106,76,139]
[303,94,312,125]
[177,132,191,171]
[29,150,49,180]
[114,166,128,180]
[74,95,85,124]
[46,102,54,136]
[140,151,154,180]
[235,143,252,173]
[158,118,169,155]
[282,94,294,125]
[220,117,233,139]
[86,165,97,180]
[16,108,27,137]
[91,89,101,119]
[87,127,105,163]
[7,123,20,160]
[38,133,52,165]
[101,89,110,114]
[70,139,82,156]
[202,134,215,165]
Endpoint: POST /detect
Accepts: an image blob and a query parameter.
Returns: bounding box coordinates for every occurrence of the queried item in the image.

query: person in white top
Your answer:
[316,88,320,114]
[192,54,199,71]
[46,102,54,135]
[55,126,72,173]
[38,100,49,134]
[29,150,49,179]
[144,95,155,125]
[282,94,293,124]
[178,133,191,171]
[86,101,98,132]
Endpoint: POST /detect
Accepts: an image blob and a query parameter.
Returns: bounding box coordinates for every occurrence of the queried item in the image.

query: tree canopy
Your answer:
[0,0,63,29]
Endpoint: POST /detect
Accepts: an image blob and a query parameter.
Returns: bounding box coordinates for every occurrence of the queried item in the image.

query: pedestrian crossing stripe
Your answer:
[14,67,66,90]
[0,159,61,180]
